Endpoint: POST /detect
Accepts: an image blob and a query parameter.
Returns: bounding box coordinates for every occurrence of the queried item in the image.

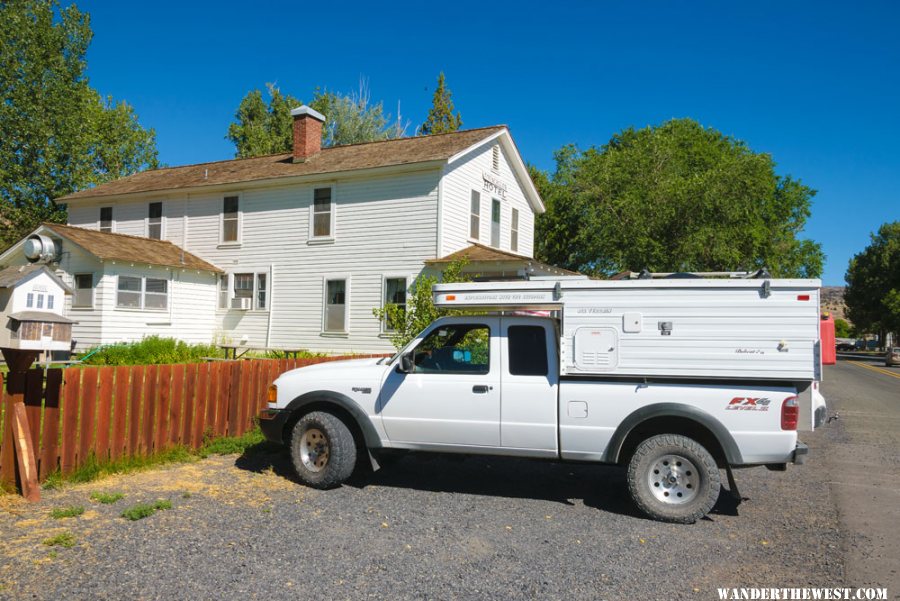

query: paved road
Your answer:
[822,355,900,592]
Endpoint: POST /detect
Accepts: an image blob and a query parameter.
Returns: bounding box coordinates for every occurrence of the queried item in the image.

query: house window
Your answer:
[100,207,113,232]
[73,274,93,308]
[324,279,346,332]
[312,187,333,238]
[47,295,54,310]
[491,198,501,248]
[492,146,500,172]
[511,208,520,253]
[222,196,240,243]
[26,292,34,308]
[257,273,267,310]
[148,202,163,239]
[470,191,480,240]
[383,277,407,332]
[117,276,142,308]
[218,275,229,309]
[36,294,44,309]
[117,275,168,310]
[233,273,253,308]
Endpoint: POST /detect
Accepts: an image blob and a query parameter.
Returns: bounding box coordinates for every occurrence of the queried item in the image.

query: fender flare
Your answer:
[604,403,743,465]
[284,391,383,449]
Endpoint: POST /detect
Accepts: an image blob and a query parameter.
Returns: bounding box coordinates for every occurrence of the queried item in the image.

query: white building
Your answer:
[0,106,567,353]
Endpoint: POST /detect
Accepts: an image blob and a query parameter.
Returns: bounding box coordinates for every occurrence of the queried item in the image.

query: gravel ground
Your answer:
[0,421,843,601]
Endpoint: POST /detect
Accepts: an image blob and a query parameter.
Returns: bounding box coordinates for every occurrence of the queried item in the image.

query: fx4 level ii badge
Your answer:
[726,397,772,411]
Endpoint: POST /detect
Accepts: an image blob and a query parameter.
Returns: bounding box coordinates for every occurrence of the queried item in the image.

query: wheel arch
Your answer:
[606,403,742,467]
[282,391,383,451]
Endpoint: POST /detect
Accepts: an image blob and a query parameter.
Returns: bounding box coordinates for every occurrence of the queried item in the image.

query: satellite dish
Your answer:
[23,235,59,264]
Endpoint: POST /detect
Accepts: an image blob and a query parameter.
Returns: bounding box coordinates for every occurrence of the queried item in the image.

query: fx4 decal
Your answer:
[726,397,772,411]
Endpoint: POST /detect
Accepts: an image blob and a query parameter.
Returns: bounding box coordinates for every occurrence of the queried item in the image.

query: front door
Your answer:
[379,318,501,447]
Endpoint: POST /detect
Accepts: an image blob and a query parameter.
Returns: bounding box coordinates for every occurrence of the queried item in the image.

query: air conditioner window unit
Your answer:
[231,297,252,310]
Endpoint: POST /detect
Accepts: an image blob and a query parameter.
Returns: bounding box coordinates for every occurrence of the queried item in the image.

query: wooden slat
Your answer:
[237,361,254,436]
[182,364,198,447]
[155,365,172,451]
[60,368,81,475]
[141,365,158,454]
[94,367,114,461]
[128,366,144,456]
[11,403,40,502]
[214,363,228,437]
[169,365,185,445]
[23,369,44,455]
[191,363,209,448]
[227,362,242,436]
[77,367,99,467]
[39,369,62,480]
[0,378,16,489]
[112,366,130,461]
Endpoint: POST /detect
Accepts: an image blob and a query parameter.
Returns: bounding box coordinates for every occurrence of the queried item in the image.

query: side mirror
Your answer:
[398,352,413,374]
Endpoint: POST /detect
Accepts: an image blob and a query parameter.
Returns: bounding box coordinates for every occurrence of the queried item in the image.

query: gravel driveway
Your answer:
[0,420,843,601]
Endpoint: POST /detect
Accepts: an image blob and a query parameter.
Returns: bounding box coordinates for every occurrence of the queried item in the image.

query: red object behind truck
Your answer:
[820,313,836,365]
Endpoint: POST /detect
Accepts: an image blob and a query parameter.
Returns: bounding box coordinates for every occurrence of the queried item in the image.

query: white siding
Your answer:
[68,198,186,244]
[439,141,535,257]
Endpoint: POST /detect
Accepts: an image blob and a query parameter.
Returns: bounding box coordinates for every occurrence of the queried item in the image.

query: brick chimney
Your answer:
[290,105,326,163]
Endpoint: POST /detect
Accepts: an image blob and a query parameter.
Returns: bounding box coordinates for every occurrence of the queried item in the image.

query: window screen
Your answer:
[508,325,548,376]
[491,198,500,247]
[117,276,142,308]
[74,274,93,307]
[148,202,162,239]
[325,279,346,332]
[313,188,332,237]
[100,207,113,232]
[222,196,239,242]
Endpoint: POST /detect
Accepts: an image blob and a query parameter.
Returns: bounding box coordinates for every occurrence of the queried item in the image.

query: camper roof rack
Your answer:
[622,268,772,280]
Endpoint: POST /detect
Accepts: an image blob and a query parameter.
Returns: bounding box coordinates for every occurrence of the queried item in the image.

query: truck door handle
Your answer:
[472,385,491,394]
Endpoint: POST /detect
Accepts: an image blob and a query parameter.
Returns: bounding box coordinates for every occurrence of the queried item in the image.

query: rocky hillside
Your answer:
[821,286,849,322]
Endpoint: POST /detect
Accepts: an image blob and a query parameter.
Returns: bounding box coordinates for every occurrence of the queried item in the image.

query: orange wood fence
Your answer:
[0,355,383,489]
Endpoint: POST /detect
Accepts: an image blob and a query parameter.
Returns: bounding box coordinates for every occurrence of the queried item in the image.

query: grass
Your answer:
[42,532,76,548]
[49,505,85,519]
[120,499,173,521]
[90,491,124,504]
[40,426,276,491]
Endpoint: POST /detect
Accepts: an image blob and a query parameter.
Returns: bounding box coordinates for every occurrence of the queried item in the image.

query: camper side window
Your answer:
[73,274,94,308]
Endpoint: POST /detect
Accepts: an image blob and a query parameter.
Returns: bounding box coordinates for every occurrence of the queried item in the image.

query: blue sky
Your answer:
[77,0,898,285]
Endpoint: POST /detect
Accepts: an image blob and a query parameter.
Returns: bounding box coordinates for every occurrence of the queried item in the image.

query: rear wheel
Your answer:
[626,434,721,523]
[290,411,357,489]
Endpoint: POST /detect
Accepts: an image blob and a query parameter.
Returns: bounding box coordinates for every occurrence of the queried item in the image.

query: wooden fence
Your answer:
[0,355,383,489]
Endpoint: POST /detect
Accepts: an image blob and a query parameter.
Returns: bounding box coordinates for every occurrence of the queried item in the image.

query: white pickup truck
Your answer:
[260,276,826,523]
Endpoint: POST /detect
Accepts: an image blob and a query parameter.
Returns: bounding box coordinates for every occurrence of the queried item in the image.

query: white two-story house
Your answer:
[0,106,569,353]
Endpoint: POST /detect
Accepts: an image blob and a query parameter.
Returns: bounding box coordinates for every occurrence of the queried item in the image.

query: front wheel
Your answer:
[290,411,357,489]
[626,434,721,523]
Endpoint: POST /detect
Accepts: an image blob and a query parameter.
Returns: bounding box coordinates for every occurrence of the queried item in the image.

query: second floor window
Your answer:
[511,208,520,253]
[222,196,240,243]
[491,198,501,248]
[470,191,480,240]
[100,207,113,232]
[313,187,333,238]
[148,202,162,239]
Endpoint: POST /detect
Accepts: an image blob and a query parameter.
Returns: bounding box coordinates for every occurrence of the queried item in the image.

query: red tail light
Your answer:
[781,395,799,430]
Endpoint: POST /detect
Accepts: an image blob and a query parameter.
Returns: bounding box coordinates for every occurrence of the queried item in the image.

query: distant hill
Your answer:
[821,286,849,323]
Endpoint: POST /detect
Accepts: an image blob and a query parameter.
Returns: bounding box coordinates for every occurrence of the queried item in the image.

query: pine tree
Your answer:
[421,72,462,135]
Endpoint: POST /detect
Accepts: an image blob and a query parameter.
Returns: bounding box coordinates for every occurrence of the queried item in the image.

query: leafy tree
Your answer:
[420,72,462,135]
[844,221,900,343]
[373,258,471,350]
[833,318,852,338]
[227,81,403,158]
[0,0,159,247]
[532,119,824,278]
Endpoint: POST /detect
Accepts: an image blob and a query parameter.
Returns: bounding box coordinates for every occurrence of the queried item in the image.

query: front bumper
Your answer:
[258,408,290,445]
[791,441,809,465]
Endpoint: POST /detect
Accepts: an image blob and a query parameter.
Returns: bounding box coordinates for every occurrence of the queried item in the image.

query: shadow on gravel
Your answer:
[235,448,742,521]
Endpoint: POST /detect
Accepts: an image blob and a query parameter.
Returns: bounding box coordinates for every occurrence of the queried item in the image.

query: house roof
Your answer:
[8,311,76,324]
[425,243,581,276]
[0,264,74,293]
[41,223,222,273]
[59,126,508,202]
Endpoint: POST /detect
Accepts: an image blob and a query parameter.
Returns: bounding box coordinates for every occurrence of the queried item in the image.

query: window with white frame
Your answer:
[511,208,520,253]
[324,279,347,332]
[218,272,269,310]
[26,292,34,308]
[47,295,54,310]
[382,277,407,332]
[257,273,267,310]
[73,274,93,308]
[470,191,480,240]
[222,196,240,243]
[117,275,168,310]
[148,202,163,239]
[491,198,501,248]
[218,275,229,309]
[36,293,44,309]
[100,207,113,232]
[312,187,333,238]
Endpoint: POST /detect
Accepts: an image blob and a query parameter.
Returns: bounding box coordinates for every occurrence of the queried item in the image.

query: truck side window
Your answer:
[413,324,490,374]
[508,325,549,376]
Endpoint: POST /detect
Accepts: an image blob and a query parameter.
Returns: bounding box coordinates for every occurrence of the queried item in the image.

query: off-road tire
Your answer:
[626,434,721,523]
[290,411,357,489]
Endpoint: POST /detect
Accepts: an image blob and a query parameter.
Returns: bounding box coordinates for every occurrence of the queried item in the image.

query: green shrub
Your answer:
[81,336,224,366]
[49,506,84,519]
[121,499,172,521]
[43,532,76,548]
[90,491,124,504]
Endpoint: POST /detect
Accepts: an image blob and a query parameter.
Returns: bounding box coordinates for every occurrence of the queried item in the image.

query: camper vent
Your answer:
[574,327,618,371]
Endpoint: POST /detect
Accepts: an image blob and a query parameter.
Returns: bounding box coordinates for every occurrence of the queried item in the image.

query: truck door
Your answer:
[379,318,501,447]
[500,318,559,455]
